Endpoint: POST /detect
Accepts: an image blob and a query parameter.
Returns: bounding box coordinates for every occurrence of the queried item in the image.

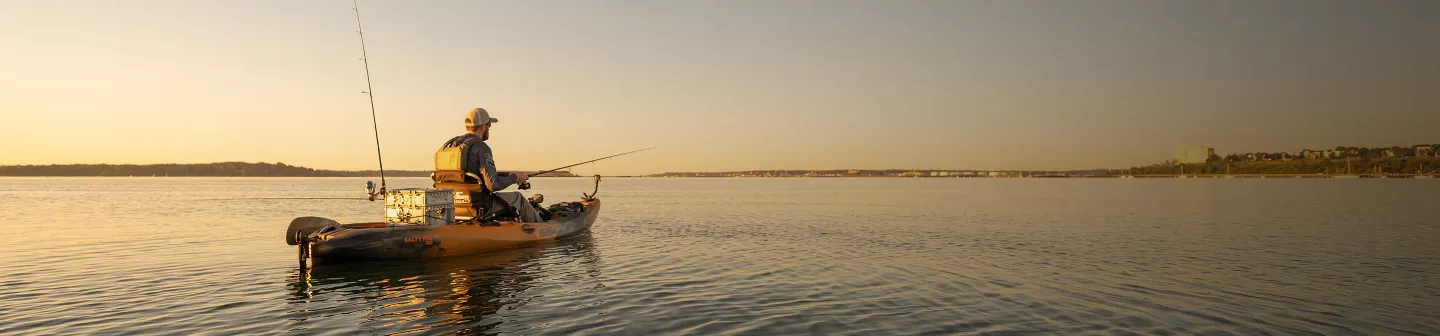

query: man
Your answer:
[438,107,542,222]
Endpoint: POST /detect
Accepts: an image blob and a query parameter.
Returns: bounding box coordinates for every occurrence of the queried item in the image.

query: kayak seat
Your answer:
[433,170,486,220]
[434,182,484,219]
[431,171,522,223]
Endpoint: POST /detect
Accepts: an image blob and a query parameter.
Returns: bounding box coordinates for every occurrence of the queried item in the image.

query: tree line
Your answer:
[0,162,431,177]
[1130,157,1440,175]
[1220,144,1438,162]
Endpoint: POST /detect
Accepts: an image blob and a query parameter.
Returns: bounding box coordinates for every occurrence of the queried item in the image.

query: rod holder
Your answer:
[583,175,602,201]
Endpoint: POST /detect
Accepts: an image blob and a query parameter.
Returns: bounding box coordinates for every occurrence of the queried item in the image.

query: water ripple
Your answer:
[1,178,1438,334]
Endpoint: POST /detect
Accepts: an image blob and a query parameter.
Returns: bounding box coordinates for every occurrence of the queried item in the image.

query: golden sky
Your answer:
[2,0,1436,174]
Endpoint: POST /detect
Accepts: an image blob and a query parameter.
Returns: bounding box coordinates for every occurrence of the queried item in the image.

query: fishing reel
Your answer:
[518,181,531,190]
[365,181,385,201]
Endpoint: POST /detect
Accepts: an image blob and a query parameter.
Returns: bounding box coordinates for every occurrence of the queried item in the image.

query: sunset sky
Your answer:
[2,0,1436,175]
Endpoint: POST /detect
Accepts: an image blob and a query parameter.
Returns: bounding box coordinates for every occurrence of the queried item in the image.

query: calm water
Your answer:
[0,177,1436,335]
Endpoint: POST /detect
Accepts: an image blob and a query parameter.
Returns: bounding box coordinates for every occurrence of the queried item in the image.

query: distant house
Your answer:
[1383,149,1397,158]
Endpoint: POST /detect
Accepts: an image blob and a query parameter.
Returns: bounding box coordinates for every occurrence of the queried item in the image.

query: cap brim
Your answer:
[489,118,499,124]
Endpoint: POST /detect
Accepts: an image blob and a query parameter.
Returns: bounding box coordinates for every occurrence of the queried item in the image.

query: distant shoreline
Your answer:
[0,176,596,178]
[6,157,1437,178]
[4,174,1436,179]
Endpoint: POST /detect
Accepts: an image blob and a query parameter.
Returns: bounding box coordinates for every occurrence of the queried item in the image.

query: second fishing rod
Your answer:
[518,147,654,190]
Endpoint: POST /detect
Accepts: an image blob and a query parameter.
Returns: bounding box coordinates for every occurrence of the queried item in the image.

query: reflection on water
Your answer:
[287,234,600,334]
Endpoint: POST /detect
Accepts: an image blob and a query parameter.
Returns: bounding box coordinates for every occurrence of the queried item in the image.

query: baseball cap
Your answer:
[464,108,499,127]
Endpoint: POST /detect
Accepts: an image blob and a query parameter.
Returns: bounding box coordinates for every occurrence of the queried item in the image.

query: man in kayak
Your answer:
[437,107,542,222]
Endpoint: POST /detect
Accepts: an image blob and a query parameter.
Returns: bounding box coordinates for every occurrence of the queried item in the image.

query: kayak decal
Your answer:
[404,236,436,245]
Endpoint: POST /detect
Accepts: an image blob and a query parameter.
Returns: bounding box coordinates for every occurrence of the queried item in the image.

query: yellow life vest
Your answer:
[433,134,479,184]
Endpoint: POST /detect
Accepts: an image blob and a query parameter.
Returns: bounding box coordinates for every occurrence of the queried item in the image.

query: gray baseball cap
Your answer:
[464,108,498,127]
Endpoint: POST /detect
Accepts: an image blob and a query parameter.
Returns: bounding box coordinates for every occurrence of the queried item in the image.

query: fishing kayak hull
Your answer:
[306,199,600,265]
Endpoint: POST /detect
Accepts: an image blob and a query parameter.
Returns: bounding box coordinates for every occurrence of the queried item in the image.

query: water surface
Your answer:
[1,177,1436,335]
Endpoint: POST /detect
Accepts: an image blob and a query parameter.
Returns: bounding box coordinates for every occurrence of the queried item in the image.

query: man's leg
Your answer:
[494,192,542,222]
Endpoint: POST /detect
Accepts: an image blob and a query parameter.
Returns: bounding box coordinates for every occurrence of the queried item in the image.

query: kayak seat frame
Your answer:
[432,171,519,224]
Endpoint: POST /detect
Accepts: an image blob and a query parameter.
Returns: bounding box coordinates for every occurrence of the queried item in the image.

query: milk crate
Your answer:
[383,188,455,225]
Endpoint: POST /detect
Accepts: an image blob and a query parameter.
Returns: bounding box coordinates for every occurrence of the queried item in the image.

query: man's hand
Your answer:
[513,171,529,184]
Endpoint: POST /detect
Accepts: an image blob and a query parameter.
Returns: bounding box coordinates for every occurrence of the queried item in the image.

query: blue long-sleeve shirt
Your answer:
[471,140,516,192]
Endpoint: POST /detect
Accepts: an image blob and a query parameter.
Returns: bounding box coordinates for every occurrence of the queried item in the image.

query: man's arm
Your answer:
[474,142,516,191]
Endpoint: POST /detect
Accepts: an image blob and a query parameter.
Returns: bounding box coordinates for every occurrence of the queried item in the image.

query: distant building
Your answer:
[1383,149,1397,158]
[1173,147,1214,164]
[1418,146,1435,157]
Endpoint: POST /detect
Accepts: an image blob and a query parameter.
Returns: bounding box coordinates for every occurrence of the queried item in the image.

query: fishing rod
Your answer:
[250,147,653,196]
[518,147,654,189]
[353,0,387,196]
[241,146,653,198]
[533,147,655,176]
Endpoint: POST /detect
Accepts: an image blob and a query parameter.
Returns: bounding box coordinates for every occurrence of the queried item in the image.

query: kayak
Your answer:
[285,176,604,267]
[287,199,599,266]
